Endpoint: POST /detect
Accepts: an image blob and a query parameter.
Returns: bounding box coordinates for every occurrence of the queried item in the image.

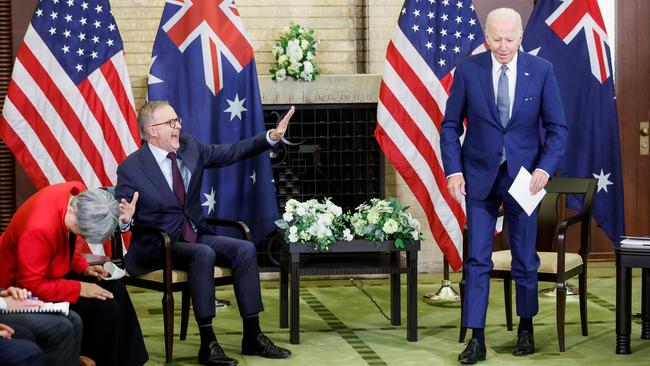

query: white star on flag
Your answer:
[202,187,217,214]
[249,170,256,184]
[147,56,164,86]
[593,169,614,193]
[224,94,247,121]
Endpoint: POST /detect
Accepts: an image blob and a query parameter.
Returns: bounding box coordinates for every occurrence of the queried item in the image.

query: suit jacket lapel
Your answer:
[477,54,501,127]
[138,142,178,205]
[510,52,531,125]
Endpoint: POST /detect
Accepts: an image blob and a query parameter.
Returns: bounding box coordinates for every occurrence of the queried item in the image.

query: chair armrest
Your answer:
[554,210,591,280]
[205,218,252,241]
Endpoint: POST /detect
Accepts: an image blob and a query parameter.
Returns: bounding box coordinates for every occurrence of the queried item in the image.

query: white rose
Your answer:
[300,39,310,50]
[288,233,299,242]
[306,51,314,61]
[295,205,307,216]
[275,68,287,81]
[411,230,419,240]
[303,61,314,74]
[300,71,313,81]
[318,214,332,226]
[343,228,353,241]
[278,54,289,66]
[285,199,299,213]
[289,226,298,235]
[382,218,400,235]
[283,212,294,222]
[286,39,303,61]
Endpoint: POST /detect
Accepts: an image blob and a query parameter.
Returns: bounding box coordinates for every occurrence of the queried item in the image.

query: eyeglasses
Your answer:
[150,117,182,129]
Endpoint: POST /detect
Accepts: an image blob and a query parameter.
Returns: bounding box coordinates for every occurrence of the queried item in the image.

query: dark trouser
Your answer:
[70,279,148,366]
[463,162,540,329]
[0,311,81,366]
[172,234,264,320]
[0,325,44,366]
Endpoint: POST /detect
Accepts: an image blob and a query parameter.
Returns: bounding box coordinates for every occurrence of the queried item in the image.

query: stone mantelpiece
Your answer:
[258,74,381,105]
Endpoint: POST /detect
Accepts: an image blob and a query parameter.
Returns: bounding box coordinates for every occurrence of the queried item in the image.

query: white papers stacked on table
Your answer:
[508,167,546,216]
[620,236,650,250]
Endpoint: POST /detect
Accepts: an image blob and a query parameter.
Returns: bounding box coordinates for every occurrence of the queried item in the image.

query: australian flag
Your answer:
[522,0,624,244]
[147,0,279,243]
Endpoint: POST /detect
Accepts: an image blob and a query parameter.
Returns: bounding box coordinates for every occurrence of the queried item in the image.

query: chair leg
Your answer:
[163,291,175,363]
[180,290,190,341]
[459,276,467,342]
[579,272,588,336]
[504,277,513,331]
[556,282,567,352]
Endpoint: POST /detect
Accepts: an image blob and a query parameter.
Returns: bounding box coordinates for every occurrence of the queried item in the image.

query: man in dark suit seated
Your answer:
[116,101,295,366]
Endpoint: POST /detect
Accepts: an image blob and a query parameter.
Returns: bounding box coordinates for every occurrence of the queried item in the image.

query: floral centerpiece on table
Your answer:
[350,198,422,249]
[275,198,352,251]
[270,23,320,82]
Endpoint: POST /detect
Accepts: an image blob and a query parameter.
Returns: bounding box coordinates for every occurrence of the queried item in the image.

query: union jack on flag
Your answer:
[148,0,279,243]
[0,0,139,189]
[375,0,485,271]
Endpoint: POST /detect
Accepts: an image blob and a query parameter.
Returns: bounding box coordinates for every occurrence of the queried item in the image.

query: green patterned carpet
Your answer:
[130,261,650,365]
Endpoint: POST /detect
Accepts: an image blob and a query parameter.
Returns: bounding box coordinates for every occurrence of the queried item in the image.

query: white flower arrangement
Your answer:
[270,23,320,82]
[275,198,349,251]
[276,197,422,251]
[350,198,422,248]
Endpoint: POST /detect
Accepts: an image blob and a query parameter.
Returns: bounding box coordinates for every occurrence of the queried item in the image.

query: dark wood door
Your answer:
[615,1,650,249]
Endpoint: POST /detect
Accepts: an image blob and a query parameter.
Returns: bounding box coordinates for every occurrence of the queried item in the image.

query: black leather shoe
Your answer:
[513,330,535,356]
[198,341,238,366]
[242,333,291,359]
[458,338,486,364]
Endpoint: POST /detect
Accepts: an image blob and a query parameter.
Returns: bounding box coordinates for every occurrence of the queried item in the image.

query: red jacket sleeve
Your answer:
[16,227,82,303]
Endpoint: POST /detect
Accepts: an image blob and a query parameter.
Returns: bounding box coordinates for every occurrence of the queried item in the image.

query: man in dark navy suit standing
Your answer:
[116,101,295,366]
[440,8,568,364]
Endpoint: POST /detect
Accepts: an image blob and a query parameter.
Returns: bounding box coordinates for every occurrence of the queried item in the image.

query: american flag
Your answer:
[0,0,139,189]
[375,0,485,271]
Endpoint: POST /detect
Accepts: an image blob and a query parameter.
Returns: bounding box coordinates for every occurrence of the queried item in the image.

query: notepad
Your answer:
[0,302,69,316]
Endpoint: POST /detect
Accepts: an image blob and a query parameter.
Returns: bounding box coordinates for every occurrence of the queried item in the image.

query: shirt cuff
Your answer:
[534,168,550,178]
[0,297,6,310]
[266,130,279,146]
[119,219,132,232]
[446,172,463,179]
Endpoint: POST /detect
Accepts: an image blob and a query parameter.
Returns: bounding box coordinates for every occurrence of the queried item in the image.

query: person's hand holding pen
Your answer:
[0,287,44,310]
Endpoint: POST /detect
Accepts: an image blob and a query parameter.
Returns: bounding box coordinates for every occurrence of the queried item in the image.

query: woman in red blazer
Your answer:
[0,182,147,366]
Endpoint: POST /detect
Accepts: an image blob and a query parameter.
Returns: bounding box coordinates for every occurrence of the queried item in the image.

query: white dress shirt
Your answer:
[491,51,517,120]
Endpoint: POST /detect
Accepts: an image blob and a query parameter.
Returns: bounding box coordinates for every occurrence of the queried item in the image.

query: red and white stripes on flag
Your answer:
[0,26,139,190]
[375,0,485,271]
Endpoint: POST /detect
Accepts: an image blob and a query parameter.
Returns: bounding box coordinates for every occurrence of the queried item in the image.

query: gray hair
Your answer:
[485,8,523,35]
[138,101,170,140]
[71,188,119,244]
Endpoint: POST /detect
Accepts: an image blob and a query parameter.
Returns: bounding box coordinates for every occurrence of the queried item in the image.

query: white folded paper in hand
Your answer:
[103,261,125,280]
[507,167,546,216]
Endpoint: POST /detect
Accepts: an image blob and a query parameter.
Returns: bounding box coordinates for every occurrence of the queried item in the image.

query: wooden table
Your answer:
[615,247,650,354]
[279,240,420,344]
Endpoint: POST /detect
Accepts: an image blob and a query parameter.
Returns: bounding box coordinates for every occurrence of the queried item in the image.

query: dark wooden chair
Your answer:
[458,177,597,352]
[89,187,250,363]
[117,219,250,363]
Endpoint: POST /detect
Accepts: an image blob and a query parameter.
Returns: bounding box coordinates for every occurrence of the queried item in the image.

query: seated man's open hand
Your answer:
[270,106,295,141]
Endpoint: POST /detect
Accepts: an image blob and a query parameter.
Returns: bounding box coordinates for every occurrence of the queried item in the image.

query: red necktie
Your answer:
[167,152,197,243]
